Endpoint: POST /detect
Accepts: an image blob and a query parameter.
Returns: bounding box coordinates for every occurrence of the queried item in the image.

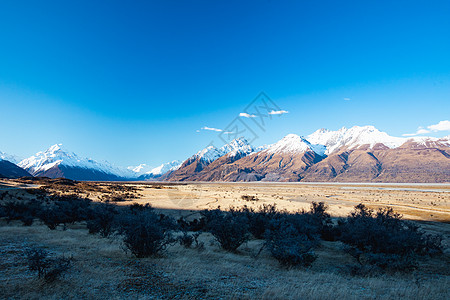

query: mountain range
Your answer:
[1,125,449,182]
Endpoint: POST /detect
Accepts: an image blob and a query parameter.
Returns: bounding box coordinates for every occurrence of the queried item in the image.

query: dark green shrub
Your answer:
[265,219,317,267]
[119,209,174,258]
[338,204,443,272]
[87,203,118,237]
[202,209,250,252]
[1,201,41,226]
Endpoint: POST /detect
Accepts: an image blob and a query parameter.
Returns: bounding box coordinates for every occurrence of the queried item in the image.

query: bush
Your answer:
[265,219,317,267]
[1,201,41,226]
[202,209,250,252]
[87,203,118,237]
[38,195,92,230]
[25,248,51,278]
[25,248,72,282]
[339,204,442,256]
[233,204,279,239]
[119,209,174,258]
[177,216,207,232]
[338,204,443,272]
[241,195,259,201]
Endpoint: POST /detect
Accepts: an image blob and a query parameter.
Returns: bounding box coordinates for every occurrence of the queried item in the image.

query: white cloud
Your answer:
[402,120,450,136]
[417,128,431,134]
[201,126,223,132]
[427,120,450,132]
[268,110,289,115]
[344,97,351,101]
[239,112,256,118]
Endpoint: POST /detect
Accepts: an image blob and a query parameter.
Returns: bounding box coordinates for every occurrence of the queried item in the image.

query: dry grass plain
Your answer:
[0,179,449,299]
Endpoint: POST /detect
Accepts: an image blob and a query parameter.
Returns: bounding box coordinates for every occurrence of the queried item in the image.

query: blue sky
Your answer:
[0,0,449,167]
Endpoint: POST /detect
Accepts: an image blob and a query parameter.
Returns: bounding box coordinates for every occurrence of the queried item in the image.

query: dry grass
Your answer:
[0,220,449,300]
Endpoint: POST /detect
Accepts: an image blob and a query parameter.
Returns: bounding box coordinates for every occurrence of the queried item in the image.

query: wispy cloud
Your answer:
[239,112,256,118]
[268,110,289,115]
[200,126,223,132]
[428,120,450,132]
[402,120,450,136]
[344,97,351,101]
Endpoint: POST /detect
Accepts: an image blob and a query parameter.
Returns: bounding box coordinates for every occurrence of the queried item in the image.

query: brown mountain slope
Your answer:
[167,157,211,181]
[187,150,325,182]
[302,145,450,183]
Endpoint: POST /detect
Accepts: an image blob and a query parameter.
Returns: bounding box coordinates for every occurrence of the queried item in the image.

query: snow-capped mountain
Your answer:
[167,138,259,181]
[147,160,182,176]
[127,164,154,175]
[137,160,183,181]
[167,125,450,183]
[265,134,326,155]
[0,151,21,164]
[193,137,258,163]
[19,144,133,181]
[307,126,406,155]
[2,125,449,182]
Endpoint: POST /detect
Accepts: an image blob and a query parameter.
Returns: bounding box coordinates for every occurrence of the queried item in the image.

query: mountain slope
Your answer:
[302,135,450,182]
[167,138,259,181]
[175,134,325,182]
[0,159,31,178]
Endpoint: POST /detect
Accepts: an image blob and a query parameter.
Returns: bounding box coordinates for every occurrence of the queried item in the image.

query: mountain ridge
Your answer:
[5,125,450,182]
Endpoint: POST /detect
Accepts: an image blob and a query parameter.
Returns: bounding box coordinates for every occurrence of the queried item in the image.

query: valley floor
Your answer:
[0,179,449,299]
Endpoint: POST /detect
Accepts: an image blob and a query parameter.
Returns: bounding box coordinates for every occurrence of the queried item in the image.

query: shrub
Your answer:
[202,209,250,252]
[234,204,279,239]
[178,231,194,248]
[1,201,41,226]
[241,195,259,201]
[119,209,174,258]
[177,216,207,232]
[38,195,92,230]
[25,248,51,278]
[265,219,317,267]
[87,203,118,237]
[339,204,442,256]
[25,248,72,282]
[338,204,443,272]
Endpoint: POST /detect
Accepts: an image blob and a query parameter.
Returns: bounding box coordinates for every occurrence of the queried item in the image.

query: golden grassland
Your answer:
[0,179,449,299]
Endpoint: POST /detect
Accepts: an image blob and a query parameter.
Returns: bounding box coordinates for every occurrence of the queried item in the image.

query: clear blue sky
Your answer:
[1,0,449,167]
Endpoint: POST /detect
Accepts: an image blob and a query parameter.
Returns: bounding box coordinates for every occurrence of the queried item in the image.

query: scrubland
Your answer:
[0,178,449,299]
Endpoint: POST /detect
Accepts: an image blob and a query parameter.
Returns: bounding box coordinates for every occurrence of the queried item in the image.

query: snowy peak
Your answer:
[222,137,256,157]
[265,134,324,154]
[0,151,21,164]
[19,144,133,178]
[127,164,154,175]
[194,137,256,163]
[404,136,450,148]
[307,125,405,155]
[147,160,182,176]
